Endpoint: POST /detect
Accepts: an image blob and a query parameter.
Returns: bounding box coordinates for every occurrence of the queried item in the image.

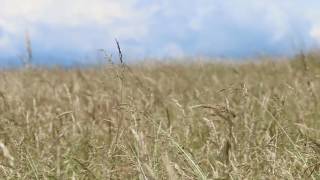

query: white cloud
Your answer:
[1,0,136,25]
[304,6,320,44]
[163,43,184,57]
[188,3,216,31]
[1,0,320,60]
[0,0,155,41]
[0,35,11,49]
[217,0,293,41]
[0,34,19,55]
[310,26,320,43]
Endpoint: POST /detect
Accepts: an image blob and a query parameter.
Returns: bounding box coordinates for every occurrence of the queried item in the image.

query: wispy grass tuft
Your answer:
[0,53,320,178]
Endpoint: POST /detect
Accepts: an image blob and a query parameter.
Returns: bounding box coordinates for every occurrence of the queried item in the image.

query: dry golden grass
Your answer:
[0,55,320,179]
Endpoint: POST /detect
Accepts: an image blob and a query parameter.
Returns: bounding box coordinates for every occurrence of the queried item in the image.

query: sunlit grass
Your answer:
[0,54,320,179]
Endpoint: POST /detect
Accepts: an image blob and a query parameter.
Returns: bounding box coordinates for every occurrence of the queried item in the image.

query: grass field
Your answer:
[0,54,320,179]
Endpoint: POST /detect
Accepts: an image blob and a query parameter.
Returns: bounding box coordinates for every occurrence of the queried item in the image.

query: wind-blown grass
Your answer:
[0,55,320,179]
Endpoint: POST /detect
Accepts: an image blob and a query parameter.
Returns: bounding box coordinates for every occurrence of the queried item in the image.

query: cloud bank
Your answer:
[0,0,320,64]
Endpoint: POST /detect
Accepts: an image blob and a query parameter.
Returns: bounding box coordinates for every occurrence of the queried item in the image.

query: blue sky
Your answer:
[1,0,320,65]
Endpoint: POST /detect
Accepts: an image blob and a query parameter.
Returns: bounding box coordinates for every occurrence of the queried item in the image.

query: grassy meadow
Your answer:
[1,54,320,179]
